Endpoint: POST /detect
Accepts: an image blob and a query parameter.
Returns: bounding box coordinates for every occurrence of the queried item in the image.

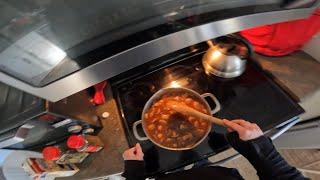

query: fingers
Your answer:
[226,119,260,130]
[135,143,141,151]
[224,119,263,141]
[129,146,136,154]
[252,123,260,129]
[123,147,134,157]
[223,119,246,133]
[232,119,252,128]
[227,128,233,132]
[123,146,136,155]
[122,144,144,161]
[122,149,130,160]
[135,143,143,156]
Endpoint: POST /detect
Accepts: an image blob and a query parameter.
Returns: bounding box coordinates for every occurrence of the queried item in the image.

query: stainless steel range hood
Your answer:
[0,1,318,102]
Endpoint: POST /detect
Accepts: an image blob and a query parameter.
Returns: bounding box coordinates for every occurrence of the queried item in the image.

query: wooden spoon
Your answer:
[167,101,225,127]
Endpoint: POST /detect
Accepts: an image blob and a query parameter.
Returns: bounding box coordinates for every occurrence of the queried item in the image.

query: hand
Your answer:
[122,143,144,161]
[223,119,263,141]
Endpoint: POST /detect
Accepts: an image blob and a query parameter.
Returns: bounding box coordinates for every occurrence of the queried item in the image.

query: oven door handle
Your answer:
[0,124,34,149]
[209,117,301,166]
[267,117,301,141]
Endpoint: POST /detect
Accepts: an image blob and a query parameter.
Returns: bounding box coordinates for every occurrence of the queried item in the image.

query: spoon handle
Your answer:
[169,103,225,127]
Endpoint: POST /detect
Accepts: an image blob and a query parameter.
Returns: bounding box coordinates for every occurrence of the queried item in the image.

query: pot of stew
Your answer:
[133,87,221,151]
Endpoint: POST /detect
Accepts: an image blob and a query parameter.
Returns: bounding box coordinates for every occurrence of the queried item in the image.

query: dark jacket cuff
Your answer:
[225,132,274,158]
[226,132,306,179]
[249,135,274,157]
[122,160,145,180]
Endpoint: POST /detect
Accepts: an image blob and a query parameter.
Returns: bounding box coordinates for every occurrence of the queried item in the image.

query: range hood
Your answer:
[0,0,318,102]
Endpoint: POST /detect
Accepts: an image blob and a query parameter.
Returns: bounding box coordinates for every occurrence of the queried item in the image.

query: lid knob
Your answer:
[67,135,85,149]
[42,146,61,161]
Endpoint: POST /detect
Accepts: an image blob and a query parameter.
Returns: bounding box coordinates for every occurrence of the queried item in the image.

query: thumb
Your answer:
[223,119,245,133]
[135,143,143,155]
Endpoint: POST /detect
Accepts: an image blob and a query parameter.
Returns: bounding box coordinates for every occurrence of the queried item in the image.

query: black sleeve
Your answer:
[226,132,307,180]
[122,160,145,180]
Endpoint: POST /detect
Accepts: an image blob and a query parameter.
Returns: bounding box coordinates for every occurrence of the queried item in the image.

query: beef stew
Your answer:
[144,94,210,148]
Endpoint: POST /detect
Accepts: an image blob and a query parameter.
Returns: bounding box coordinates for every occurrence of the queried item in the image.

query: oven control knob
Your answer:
[82,127,95,134]
[68,125,82,133]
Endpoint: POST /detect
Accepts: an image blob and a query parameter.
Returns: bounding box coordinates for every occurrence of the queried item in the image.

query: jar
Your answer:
[42,145,89,164]
[67,135,103,153]
[42,146,62,161]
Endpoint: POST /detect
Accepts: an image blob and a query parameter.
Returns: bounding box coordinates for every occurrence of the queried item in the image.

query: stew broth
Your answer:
[144,94,210,148]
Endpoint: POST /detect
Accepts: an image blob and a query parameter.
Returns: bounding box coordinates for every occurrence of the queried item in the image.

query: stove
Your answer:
[111,47,304,176]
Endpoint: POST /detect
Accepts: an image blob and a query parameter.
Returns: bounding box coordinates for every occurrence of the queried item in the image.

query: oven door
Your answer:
[0,0,318,102]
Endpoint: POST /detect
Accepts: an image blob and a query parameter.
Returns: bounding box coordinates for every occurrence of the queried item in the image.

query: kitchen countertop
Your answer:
[60,50,320,179]
[252,51,320,120]
[58,85,129,180]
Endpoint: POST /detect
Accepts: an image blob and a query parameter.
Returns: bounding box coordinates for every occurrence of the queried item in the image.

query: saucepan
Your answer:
[132,87,221,151]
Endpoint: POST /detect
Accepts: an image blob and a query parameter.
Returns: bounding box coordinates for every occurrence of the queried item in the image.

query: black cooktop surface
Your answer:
[112,50,304,176]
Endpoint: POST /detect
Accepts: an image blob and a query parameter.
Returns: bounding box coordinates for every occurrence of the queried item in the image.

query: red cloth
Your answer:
[240,9,320,56]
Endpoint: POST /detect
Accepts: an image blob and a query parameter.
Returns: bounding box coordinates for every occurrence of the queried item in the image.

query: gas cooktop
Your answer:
[111,48,304,176]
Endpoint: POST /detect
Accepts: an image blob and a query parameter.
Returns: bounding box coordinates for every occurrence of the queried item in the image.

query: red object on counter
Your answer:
[93,81,107,105]
[42,146,61,161]
[240,8,320,56]
[67,135,86,149]
[67,135,103,153]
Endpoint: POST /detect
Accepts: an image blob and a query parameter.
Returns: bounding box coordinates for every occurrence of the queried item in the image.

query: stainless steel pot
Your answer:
[133,87,221,151]
[202,35,252,78]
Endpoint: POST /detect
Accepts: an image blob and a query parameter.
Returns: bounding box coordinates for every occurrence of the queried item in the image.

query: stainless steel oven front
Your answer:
[0,1,318,101]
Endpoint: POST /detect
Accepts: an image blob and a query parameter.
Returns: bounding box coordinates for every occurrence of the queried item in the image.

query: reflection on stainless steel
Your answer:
[168,80,182,88]
[0,8,315,101]
[0,32,69,84]
[0,124,34,148]
[167,79,189,88]
[123,83,156,110]
[202,35,251,78]
[163,64,205,91]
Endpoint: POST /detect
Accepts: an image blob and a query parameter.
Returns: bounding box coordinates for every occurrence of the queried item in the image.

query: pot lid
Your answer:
[210,35,252,59]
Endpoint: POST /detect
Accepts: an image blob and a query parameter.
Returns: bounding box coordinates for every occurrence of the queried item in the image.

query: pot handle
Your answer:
[201,93,221,114]
[133,120,149,141]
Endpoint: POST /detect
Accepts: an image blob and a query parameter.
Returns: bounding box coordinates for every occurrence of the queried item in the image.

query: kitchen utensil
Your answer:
[132,87,221,151]
[167,102,225,127]
[202,35,252,78]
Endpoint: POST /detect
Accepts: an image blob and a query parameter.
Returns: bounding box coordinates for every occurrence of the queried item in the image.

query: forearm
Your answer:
[226,132,306,180]
[122,160,145,180]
